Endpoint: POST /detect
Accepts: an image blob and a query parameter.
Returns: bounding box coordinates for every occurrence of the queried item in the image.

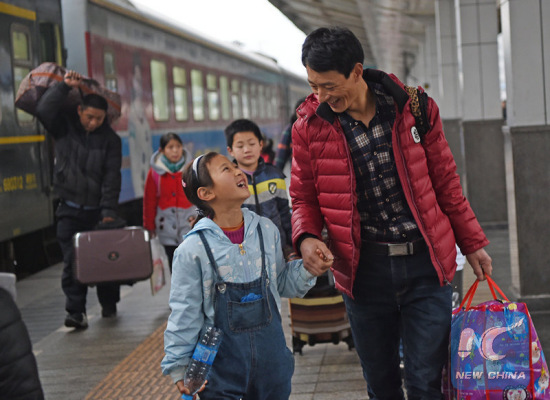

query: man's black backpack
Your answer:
[363,69,431,140]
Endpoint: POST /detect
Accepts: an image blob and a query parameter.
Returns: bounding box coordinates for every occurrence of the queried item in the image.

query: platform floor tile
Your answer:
[84,322,178,399]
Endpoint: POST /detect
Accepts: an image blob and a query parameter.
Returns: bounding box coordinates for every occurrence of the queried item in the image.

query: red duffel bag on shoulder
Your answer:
[15,62,121,123]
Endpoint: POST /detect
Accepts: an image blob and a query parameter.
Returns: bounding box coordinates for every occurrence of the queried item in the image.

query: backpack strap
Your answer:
[403,85,431,140]
[151,170,161,197]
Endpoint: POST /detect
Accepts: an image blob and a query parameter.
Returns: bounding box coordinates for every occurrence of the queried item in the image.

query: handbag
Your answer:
[443,275,550,399]
[149,236,168,295]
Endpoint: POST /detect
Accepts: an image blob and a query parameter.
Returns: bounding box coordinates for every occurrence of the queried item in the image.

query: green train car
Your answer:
[0,0,64,275]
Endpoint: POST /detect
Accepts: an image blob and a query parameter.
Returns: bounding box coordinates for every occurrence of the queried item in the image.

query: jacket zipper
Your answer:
[334,118,357,275]
[394,116,450,285]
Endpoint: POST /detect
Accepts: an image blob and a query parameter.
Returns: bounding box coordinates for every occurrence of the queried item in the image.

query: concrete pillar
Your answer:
[456,0,507,224]
[436,0,465,182]
[408,43,426,88]
[501,0,550,310]
[423,20,442,106]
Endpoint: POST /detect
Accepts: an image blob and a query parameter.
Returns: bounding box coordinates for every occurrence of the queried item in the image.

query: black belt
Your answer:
[62,199,100,211]
[362,238,427,257]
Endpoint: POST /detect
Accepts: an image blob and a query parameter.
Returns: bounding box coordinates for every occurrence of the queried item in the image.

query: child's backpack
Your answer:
[152,170,161,197]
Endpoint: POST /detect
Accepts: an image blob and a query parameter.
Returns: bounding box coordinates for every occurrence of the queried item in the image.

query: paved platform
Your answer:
[14,224,549,399]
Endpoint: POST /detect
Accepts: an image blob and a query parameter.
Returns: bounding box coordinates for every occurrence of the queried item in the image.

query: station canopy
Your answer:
[269,0,436,78]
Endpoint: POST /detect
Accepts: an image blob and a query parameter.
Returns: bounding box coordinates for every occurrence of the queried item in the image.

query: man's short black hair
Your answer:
[224,119,263,148]
[81,93,108,111]
[301,26,364,78]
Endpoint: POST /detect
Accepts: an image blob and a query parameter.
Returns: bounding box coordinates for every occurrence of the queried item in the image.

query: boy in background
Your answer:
[225,119,294,258]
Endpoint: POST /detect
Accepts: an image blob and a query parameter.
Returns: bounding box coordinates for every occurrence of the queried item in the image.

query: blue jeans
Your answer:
[343,248,451,400]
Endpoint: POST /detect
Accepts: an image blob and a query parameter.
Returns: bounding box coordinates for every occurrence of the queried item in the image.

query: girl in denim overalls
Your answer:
[162,152,329,399]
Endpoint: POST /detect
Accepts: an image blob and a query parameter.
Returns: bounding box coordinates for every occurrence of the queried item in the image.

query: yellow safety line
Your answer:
[0,135,45,145]
[0,2,36,20]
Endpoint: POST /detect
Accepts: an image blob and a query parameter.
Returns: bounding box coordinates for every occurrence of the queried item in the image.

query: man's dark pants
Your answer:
[342,247,451,400]
[56,202,120,314]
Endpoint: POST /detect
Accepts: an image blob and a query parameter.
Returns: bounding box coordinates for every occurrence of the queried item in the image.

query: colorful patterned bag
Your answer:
[443,276,549,399]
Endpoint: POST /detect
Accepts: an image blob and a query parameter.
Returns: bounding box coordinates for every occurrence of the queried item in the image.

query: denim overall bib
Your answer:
[198,225,294,400]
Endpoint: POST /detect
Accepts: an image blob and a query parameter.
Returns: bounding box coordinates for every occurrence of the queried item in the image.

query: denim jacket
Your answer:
[161,208,316,383]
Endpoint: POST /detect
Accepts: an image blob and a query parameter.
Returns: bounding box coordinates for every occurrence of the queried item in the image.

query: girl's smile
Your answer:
[237,176,248,190]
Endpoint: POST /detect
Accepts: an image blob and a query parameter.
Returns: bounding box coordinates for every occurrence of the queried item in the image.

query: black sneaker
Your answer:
[64,313,88,329]
[101,304,117,318]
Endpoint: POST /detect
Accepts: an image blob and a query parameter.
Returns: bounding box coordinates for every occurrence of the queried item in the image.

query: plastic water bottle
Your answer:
[181,326,223,400]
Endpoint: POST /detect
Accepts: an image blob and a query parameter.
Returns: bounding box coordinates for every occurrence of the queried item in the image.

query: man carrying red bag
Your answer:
[35,70,122,329]
[291,26,493,399]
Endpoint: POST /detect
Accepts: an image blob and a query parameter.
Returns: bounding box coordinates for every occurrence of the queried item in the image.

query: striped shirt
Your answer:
[339,81,421,243]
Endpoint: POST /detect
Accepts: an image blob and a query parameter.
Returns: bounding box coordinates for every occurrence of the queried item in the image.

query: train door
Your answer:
[0,1,63,275]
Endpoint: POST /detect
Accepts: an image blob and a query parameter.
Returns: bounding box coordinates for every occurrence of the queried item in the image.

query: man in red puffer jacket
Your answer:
[290,27,493,400]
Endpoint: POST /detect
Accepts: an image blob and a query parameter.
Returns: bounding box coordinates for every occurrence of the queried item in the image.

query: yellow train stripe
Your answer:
[289,295,344,306]
[0,135,45,145]
[248,178,286,195]
[0,2,36,20]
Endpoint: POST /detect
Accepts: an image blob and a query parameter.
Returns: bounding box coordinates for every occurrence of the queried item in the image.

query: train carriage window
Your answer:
[11,25,33,124]
[150,59,169,121]
[241,82,250,118]
[173,66,188,121]
[104,51,117,92]
[267,86,276,119]
[266,86,275,119]
[265,86,273,119]
[206,73,219,121]
[250,83,258,118]
[219,76,230,120]
[270,86,280,119]
[12,30,29,60]
[40,23,63,64]
[258,85,266,119]
[230,79,240,119]
[191,69,205,121]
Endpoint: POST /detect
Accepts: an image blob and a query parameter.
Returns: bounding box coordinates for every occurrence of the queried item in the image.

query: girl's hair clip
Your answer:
[192,155,204,186]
